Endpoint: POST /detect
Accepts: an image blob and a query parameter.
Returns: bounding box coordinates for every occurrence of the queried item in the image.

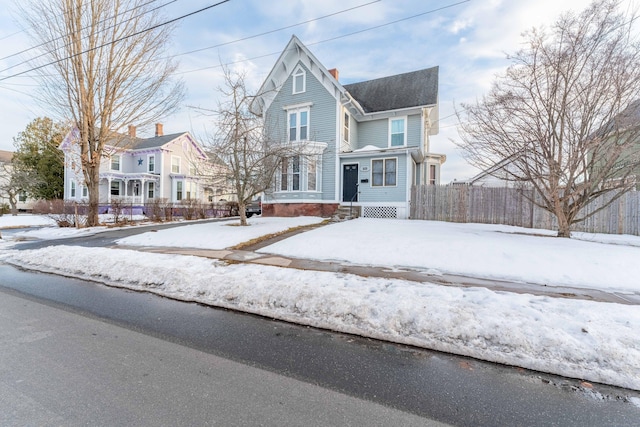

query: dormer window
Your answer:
[292,66,306,94]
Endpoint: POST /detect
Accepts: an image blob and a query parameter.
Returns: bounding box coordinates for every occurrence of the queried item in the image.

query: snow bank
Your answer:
[2,245,639,391]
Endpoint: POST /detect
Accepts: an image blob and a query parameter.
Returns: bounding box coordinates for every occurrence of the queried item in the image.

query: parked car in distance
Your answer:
[246,197,262,217]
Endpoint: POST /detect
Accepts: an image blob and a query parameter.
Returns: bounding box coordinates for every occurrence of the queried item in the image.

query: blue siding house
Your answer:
[251,36,446,219]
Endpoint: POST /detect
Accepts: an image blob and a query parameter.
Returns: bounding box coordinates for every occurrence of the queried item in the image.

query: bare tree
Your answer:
[18,0,184,226]
[202,67,292,226]
[456,0,640,237]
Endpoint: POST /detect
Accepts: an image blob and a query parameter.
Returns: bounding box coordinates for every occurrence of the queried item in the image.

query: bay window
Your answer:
[279,155,320,192]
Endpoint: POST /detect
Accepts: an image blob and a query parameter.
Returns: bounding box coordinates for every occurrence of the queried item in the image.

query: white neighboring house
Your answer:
[456,156,530,188]
[59,124,222,210]
[0,149,34,212]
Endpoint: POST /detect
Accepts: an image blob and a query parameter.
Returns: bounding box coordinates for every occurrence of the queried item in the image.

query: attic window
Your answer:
[293,66,306,94]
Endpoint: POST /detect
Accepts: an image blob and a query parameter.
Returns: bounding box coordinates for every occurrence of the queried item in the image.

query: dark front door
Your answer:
[342,164,358,202]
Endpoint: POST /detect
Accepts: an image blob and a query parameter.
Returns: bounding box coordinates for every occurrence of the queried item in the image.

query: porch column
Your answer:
[140,179,146,205]
[124,178,130,198]
[107,177,112,203]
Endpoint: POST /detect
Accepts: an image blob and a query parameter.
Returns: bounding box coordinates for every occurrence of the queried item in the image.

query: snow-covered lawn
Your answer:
[0,214,56,229]
[258,219,640,293]
[2,217,640,391]
[116,216,326,249]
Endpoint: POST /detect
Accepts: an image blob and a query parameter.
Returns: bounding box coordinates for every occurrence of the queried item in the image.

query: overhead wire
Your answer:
[178,0,471,76]
[169,0,381,59]
[0,0,470,135]
[0,0,231,82]
[0,0,175,64]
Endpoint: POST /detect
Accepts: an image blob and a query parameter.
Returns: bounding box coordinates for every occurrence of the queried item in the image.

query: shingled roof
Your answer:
[344,66,438,114]
[129,132,187,150]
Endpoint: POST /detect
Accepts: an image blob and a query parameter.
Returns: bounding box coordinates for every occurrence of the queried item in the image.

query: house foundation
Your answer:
[262,203,339,217]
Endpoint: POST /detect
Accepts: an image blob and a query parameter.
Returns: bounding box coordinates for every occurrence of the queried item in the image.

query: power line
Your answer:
[0,0,173,64]
[0,0,379,82]
[178,0,471,76]
[169,0,381,59]
[0,0,231,82]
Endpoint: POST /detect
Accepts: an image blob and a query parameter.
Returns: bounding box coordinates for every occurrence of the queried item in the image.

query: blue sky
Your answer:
[0,0,636,182]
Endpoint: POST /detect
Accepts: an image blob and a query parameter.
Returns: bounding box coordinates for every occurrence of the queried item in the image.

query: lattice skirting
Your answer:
[363,206,398,219]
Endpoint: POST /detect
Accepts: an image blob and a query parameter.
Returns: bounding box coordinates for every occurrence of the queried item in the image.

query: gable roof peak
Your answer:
[251,35,345,115]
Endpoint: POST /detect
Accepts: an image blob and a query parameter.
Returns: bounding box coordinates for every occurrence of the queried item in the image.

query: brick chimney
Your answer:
[155,123,163,137]
[328,68,339,81]
[128,124,136,138]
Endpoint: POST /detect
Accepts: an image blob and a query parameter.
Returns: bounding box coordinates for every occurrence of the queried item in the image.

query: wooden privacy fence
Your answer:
[410,185,640,235]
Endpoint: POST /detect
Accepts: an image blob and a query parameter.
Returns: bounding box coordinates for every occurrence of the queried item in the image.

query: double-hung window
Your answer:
[185,182,197,200]
[430,164,437,185]
[292,66,306,94]
[307,156,317,191]
[176,181,183,201]
[171,156,180,173]
[110,181,120,195]
[110,154,121,171]
[70,181,76,198]
[148,182,155,199]
[148,155,155,173]
[372,158,397,187]
[289,109,309,142]
[343,112,350,144]
[389,118,406,147]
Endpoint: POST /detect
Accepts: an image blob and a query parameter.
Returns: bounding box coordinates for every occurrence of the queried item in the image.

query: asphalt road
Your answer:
[1,264,639,426]
[0,283,438,426]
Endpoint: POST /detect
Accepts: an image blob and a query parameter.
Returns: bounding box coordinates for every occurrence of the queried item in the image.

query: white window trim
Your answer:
[343,111,350,144]
[171,156,181,174]
[388,117,407,147]
[148,154,155,173]
[70,180,76,198]
[110,154,121,171]
[371,157,398,187]
[292,66,306,94]
[148,182,155,199]
[287,107,310,143]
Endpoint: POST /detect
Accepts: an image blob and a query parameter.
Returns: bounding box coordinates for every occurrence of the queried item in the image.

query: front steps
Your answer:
[333,205,361,220]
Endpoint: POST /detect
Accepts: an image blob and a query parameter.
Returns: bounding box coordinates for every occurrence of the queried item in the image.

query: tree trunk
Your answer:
[238,202,248,226]
[86,163,100,227]
[556,214,571,238]
[9,193,18,216]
